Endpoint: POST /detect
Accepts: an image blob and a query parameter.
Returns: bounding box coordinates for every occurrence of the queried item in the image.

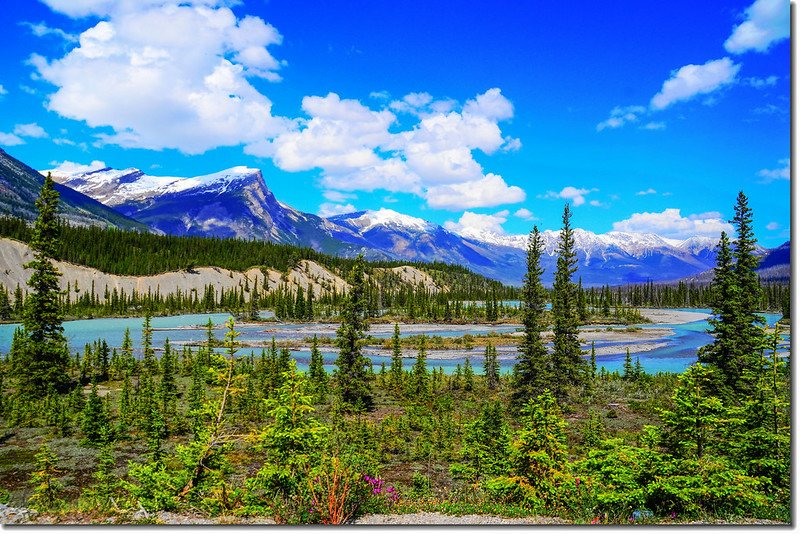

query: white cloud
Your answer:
[267,88,525,211]
[444,210,509,237]
[589,200,604,207]
[0,133,25,146]
[596,105,645,131]
[612,208,734,239]
[33,1,291,155]
[745,75,778,88]
[0,85,7,95]
[757,158,790,182]
[369,90,390,100]
[322,190,356,203]
[724,0,789,54]
[21,21,77,42]
[636,188,657,196]
[317,202,357,218]
[540,186,597,207]
[45,159,107,174]
[13,123,48,138]
[642,121,666,130]
[426,174,524,210]
[650,58,740,110]
[766,221,780,231]
[514,208,536,220]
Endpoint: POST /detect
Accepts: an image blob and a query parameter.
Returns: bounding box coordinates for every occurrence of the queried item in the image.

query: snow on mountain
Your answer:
[47,166,261,206]
[44,161,765,287]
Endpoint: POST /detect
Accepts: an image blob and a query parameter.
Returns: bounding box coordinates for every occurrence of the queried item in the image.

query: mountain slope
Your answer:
[0,149,147,230]
[47,162,785,287]
[51,165,373,255]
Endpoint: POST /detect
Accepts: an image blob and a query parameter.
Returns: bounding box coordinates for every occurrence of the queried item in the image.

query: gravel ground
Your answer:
[354,512,569,525]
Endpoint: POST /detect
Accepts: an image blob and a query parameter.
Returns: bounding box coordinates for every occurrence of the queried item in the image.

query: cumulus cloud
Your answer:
[636,188,657,196]
[596,105,645,131]
[724,0,789,54]
[757,158,790,182]
[444,210,509,237]
[33,0,291,154]
[612,208,734,239]
[45,159,107,174]
[540,186,597,207]
[642,121,666,130]
[766,221,780,231]
[0,133,25,146]
[14,123,48,138]
[266,88,525,211]
[745,75,778,88]
[426,174,524,210]
[318,202,357,218]
[650,58,741,110]
[514,208,536,220]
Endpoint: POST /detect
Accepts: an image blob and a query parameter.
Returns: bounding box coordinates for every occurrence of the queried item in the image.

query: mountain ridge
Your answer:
[45,161,787,286]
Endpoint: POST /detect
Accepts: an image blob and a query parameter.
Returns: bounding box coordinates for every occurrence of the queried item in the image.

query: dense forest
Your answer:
[0,179,790,524]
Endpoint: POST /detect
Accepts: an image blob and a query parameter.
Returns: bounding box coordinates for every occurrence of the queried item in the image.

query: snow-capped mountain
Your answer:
[45,161,781,286]
[0,149,145,230]
[50,165,368,253]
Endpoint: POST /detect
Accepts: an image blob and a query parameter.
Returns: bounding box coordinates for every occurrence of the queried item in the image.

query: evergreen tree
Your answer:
[661,363,725,459]
[334,255,372,410]
[305,286,314,320]
[731,192,766,395]
[27,444,64,512]
[81,383,111,446]
[550,204,586,400]
[511,389,567,491]
[483,343,499,391]
[411,335,429,399]
[159,338,178,422]
[308,334,328,403]
[463,357,474,392]
[142,313,158,375]
[698,232,740,398]
[512,227,549,407]
[623,348,634,381]
[589,341,597,379]
[389,323,404,393]
[17,174,69,394]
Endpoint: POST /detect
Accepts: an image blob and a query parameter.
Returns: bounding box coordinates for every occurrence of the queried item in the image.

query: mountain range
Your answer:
[0,149,782,286]
[0,149,146,231]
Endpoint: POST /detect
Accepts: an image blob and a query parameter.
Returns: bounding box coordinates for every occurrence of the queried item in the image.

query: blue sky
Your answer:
[0,0,790,247]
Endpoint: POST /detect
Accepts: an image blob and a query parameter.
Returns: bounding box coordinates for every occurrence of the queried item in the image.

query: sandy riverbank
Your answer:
[638,308,710,324]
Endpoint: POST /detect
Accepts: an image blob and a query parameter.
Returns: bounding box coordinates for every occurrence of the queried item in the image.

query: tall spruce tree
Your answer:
[411,335,429,399]
[308,334,328,403]
[389,323,404,393]
[334,255,372,410]
[550,204,586,400]
[17,174,69,394]
[512,227,550,407]
[731,191,766,394]
[483,343,499,391]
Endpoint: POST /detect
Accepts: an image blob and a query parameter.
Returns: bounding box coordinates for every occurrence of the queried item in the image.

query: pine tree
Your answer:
[159,338,178,423]
[305,286,315,320]
[550,204,586,400]
[411,335,429,399]
[589,341,597,379]
[463,357,474,392]
[334,255,372,410]
[698,232,740,398]
[308,334,328,403]
[81,383,111,446]
[730,191,766,396]
[511,389,567,489]
[389,323,404,393]
[483,342,499,391]
[27,444,64,512]
[512,227,550,407]
[623,348,634,381]
[142,313,158,375]
[17,174,69,394]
